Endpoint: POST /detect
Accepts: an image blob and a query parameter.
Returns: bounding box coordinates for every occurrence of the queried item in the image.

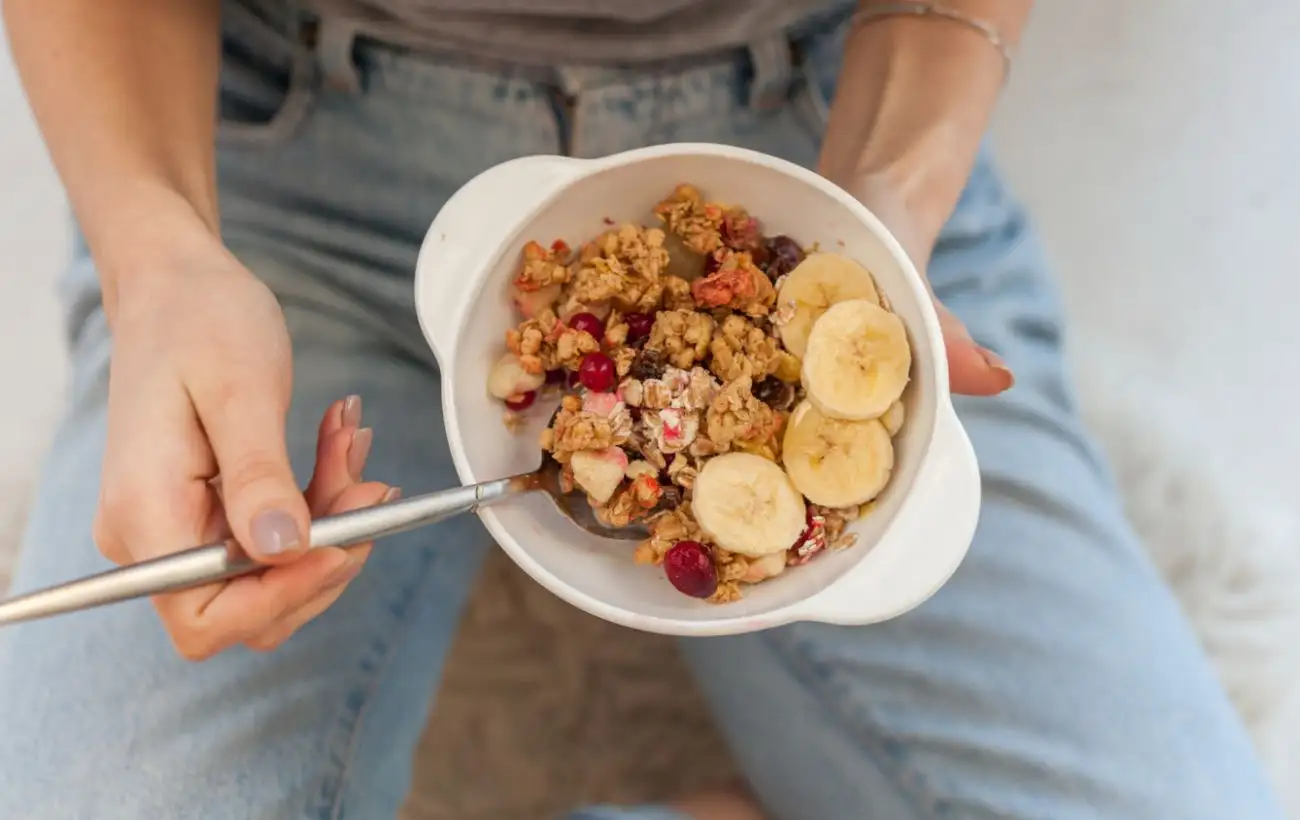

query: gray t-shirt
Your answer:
[305,0,850,65]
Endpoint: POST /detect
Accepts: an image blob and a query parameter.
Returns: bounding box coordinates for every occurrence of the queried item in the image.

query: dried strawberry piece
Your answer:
[787,507,827,566]
[690,252,775,314]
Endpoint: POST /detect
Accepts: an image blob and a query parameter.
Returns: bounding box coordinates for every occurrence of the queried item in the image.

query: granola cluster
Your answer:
[487,184,884,604]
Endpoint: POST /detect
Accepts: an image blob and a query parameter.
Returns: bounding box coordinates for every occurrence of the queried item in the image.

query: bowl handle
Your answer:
[789,404,981,626]
[414,155,583,363]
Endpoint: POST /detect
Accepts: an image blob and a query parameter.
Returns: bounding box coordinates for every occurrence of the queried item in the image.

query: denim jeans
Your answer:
[0,5,1283,819]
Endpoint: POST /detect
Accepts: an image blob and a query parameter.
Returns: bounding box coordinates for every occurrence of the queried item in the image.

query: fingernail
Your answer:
[382,486,402,503]
[347,427,373,481]
[324,559,362,590]
[978,346,1015,382]
[250,509,302,556]
[341,395,363,428]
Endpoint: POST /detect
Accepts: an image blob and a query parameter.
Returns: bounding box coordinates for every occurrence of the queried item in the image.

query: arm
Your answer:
[819,0,1032,393]
[4,0,387,659]
[821,0,1031,260]
[2,0,222,320]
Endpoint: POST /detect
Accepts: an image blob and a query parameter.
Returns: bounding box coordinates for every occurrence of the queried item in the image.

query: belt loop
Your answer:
[745,32,794,113]
[316,17,363,93]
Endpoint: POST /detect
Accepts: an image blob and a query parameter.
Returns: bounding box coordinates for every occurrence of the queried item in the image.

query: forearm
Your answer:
[820,1,1033,245]
[3,0,222,307]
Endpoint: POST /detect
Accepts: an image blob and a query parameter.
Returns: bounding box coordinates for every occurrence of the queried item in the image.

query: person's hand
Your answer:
[827,170,1015,396]
[93,227,396,660]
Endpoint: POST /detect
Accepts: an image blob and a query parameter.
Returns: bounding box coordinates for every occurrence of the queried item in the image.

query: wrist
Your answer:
[820,12,1010,242]
[90,183,225,326]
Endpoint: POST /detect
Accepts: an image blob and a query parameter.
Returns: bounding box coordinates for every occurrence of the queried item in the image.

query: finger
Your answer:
[161,544,356,660]
[192,374,309,565]
[304,396,372,514]
[245,483,398,652]
[935,300,1015,396]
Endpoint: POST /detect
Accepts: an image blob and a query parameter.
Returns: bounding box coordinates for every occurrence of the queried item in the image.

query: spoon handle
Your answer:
[0,475,528,627]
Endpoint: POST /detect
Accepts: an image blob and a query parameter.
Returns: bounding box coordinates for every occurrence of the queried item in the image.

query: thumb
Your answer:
[934,300,1015,397]
[200,387,309,564]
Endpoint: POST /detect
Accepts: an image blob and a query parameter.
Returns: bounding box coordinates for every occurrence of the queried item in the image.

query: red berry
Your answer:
[578,352,617,392]
[624,312,655,342]
[664,541,718,598]
[504,391,536,411]
[568,312,605,339]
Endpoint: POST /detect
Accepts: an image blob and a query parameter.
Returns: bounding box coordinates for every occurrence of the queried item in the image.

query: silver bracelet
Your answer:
[851,2,1015,85]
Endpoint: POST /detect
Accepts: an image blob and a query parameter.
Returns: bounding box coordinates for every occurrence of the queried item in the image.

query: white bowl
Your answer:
[414,143,980,637]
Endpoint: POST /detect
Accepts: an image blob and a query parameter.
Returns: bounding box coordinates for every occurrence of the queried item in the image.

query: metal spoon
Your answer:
[0,456,649,627]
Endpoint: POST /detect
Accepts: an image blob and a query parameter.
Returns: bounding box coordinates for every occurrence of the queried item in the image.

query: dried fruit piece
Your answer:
[505,391,537,411]
[664,540,719,598]
[624,312,656,343]
[568,312,606,340]
[570,446,629,504]
[763,235,805,280]
[578,352,617,392]
[489,352,546,400]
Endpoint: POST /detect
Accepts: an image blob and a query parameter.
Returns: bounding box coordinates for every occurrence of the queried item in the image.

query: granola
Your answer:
[487,183,910,604]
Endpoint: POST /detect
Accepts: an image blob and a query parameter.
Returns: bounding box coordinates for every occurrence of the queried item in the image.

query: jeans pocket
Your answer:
[788,11,851,138]
[217,3,318,148]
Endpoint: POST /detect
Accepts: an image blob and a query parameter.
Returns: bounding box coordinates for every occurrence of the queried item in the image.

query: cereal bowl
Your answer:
[414,143,980,636]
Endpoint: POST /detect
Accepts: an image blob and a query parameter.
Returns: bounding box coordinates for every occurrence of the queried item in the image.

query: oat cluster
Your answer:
[492,185,873,603]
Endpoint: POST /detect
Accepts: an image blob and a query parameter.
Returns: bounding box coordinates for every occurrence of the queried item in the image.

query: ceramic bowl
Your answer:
[414,143,980,636]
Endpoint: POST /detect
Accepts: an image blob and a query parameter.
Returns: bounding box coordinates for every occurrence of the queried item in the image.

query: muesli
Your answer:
[487,184,912,603]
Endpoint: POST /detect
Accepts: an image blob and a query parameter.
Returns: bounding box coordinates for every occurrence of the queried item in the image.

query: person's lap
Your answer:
[0,12,1282,820]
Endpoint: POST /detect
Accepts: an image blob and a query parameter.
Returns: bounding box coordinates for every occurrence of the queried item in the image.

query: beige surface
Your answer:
[404,552,734,819]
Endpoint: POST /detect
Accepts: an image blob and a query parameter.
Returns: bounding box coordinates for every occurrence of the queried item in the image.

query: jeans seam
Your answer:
[304,543,442,820]
[760,628,955,819]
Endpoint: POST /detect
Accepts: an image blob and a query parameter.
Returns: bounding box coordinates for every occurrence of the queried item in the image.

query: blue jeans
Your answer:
[0,8,1282,820]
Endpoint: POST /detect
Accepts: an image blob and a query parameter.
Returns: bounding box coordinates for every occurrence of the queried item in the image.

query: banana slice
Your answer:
[775,252,880,359]
[881,400,906,437]
[782,400,894,508]
[802,299,910,421]
[692,452,807,558]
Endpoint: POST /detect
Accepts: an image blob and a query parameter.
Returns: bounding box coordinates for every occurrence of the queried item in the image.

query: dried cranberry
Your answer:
[545,369,567,385]
[624,312,655,343]
[629,349,667,381]
[504,391,536,411]
[568,312,605,340]
[763,235,805,280]
[567,370,582,388]
[578,352,617,392]
[664,540,718,598]
[753,376,796,411]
